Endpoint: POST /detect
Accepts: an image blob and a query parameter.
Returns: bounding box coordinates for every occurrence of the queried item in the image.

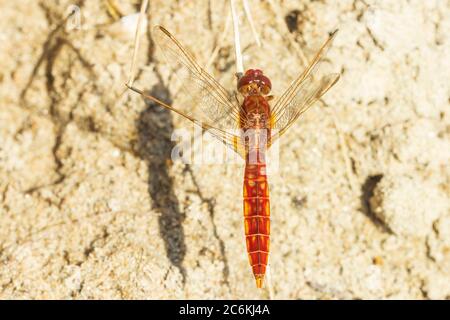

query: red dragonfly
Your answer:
[127,25,340,288]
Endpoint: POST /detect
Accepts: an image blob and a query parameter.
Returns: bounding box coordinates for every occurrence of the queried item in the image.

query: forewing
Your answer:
[147,25,246,157]
[269,30,340,145]
[153,25,242,131]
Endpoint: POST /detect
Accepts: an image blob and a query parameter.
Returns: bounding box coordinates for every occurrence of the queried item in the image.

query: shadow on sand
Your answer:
[136,82,187,284]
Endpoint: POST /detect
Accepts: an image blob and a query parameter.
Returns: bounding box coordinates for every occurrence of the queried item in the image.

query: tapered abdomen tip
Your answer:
[255,275,264,288]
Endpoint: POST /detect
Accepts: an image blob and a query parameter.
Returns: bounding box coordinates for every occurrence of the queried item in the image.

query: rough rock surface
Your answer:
[0,1,449,299]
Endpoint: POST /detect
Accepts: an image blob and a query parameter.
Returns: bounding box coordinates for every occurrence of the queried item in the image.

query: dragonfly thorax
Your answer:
[240,94,272,131]
[243,111,269,129]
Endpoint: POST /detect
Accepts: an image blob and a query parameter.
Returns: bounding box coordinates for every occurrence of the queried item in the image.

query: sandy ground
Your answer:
[0,0,449,299]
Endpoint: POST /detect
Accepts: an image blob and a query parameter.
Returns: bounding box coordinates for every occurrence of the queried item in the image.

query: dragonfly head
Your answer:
[238,69,272,96]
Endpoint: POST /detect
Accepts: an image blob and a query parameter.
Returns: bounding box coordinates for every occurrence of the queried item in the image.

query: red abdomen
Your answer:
[243,158,270,288]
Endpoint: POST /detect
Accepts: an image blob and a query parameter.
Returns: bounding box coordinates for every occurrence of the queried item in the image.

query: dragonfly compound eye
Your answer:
[239,70,272,95]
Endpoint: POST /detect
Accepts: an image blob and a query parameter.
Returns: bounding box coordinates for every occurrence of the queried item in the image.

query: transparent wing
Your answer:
[153,25,243,131]
[270,30,340,145]
[270,74,340,145]
[145,25,246,157]
[127,85,246,157]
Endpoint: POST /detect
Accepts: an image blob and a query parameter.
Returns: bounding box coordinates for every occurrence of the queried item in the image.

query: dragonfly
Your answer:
[127,25,340,289]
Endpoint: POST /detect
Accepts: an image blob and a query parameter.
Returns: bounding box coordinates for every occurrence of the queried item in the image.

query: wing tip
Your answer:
[153,25,170,36]
[330,29,339,36]
[317,73,341,98]
[331,73,341,85]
